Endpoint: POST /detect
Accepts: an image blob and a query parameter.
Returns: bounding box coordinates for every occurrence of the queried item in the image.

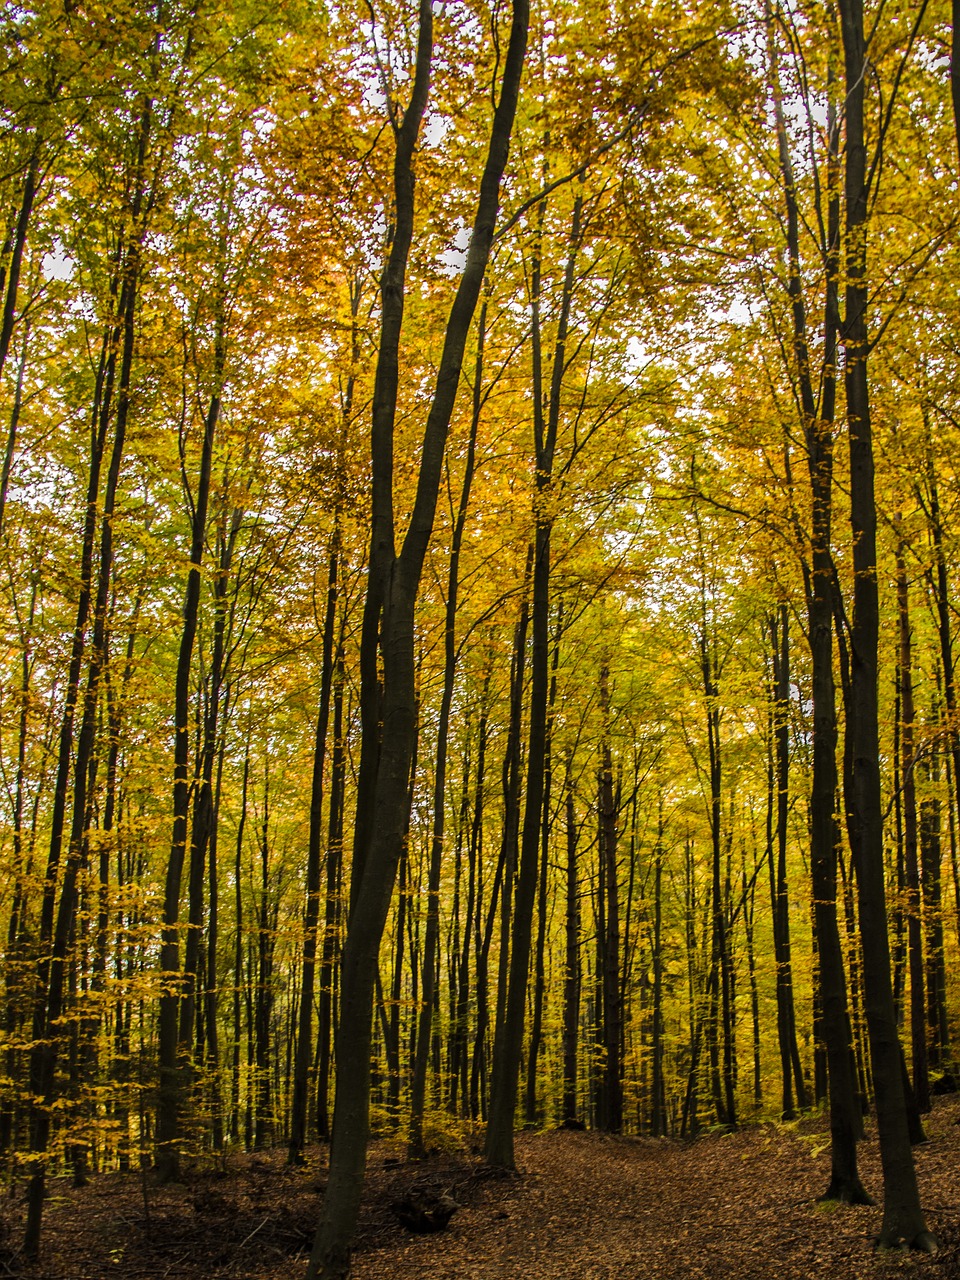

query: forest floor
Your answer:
[4,1096,960,1280]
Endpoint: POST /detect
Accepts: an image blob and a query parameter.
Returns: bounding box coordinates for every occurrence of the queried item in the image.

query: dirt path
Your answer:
[9,1098,960,1279]
[352,1102,959,1280]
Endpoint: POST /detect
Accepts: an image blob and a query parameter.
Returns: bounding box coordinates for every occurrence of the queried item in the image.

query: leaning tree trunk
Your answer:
[837,0,933,1248]
[308,4,528,1271]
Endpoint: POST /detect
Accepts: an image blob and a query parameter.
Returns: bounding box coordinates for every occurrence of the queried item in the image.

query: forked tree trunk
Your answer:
[308,4,527,1270]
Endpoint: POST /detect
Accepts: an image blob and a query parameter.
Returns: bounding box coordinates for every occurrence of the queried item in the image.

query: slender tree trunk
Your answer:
[408,304,485,1156]
[525,603,561,1126]
[837,0,932,1246]
[919,787,948,1070]
[0,144,39,385]
[767,608,808,1118]
[451,663,488,1115]
[698,605,736,1130]
[650,814,667,1137]
[895,544,930,1113]
[24,98,152,1250]
[491,548,532,1084]
[561,751,581,1126]
[317,641,346,1140]
[485,192,581,1170]
[598,661,622,1132]
[289,528,339,1162]
[0,319,30,533]
[308,5,527,1268]
[922,435,953,1067]
[158,352,224,1179]
[231,746,250,1144]
[768,4,866,1199]
[952,0,960,165]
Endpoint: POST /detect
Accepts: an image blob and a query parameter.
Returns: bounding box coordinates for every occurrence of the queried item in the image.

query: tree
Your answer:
[307,1,529,1270]
[836,0,935,1249]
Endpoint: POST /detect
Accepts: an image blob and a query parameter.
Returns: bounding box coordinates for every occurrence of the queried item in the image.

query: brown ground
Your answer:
[4,1098,960,1280]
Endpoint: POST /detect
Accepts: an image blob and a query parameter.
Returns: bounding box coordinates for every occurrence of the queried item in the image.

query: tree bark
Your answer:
[837,0,933,1247]
[308,3,527,1268]
[289,528,339,1162]
[767,3,866,1199]
[408,304,484,1157]
[894,544,929,1113]
[484,191,581,1169]
[598,661,622,1132]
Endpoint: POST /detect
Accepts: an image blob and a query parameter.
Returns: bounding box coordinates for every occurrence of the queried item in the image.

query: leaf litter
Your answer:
[4,1096,959,1280]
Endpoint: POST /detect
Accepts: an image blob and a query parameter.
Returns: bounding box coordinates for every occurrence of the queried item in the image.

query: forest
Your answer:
[1,0,959,1276]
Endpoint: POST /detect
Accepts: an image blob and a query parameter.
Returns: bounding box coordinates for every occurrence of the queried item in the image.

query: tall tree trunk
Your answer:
[895,544,929,1113]
[650,818,667,1136]
[525,602,561,1126]
[767,608,808,1119]
[837,0,933,1247]
[230,745,250,1145]
[561,751,581,1126]
[598,660,622,1132]
[308,5,527,1268]
[316,639,346,1139]
[768,3,866,1199]
[157,347,224,1179]
[698,591,736,1131]
[0,143,39,387]
[921,432,953,1068]
[289,527,339,1162]
[484,191,581,1169]
[24,96,152,1251]
[491,548,532,1103]
[408,304,484,1156]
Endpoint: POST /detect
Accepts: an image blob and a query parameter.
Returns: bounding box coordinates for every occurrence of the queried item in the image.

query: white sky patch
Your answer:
[42,248,75,282]
[439,223,470,275]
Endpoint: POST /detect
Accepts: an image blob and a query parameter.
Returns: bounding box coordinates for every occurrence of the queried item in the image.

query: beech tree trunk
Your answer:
[767,608,807,1119]
[767,6,866,1200]
[895,544,930,1113]
[837,0,933,1247]
[484,192,581,1169]
[157,356,224,1179]
[289,528,339,1163]
[308,5,527,1270]
[598,661,622,1132]
[561,751,581,1126]
[408,304,484,1156]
